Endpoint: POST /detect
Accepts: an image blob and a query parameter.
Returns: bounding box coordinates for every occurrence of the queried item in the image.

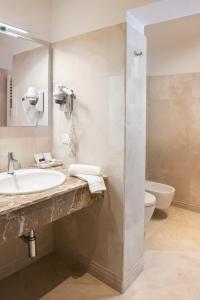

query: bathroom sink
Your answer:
[0,169,66,195]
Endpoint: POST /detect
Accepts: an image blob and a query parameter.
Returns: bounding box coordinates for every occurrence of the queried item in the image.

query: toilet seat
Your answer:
[145,192,156,207]
[144,192,156,225]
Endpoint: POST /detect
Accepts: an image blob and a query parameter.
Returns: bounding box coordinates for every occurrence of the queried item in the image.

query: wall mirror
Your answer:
[0,31,50,127]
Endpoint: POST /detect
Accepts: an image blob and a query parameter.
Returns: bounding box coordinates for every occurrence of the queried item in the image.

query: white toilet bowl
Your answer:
[145,180,175,210]
[145,192,156,225]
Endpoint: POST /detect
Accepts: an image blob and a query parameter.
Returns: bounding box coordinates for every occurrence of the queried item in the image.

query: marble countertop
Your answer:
[0,167,88,217]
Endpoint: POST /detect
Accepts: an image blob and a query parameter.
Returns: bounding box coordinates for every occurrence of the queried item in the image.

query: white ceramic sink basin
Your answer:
[0,169,66,195]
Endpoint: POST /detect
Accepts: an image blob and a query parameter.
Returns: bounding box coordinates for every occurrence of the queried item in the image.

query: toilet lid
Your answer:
[145,192,156,207]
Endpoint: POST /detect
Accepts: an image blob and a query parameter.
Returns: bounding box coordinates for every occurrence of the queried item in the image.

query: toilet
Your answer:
[145,192,156,225]
[145,180,175,210]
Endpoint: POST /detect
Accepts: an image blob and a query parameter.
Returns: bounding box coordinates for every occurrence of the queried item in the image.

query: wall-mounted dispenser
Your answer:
[53,84,76,114]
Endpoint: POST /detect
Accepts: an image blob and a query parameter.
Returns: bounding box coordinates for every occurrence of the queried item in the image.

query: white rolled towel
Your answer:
[68,164,102,177]
[68,164,106,194]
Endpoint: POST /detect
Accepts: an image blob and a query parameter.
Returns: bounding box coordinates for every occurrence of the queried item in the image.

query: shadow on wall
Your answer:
[0,183,123,299]
[53,196,104,273]
[53,180,124,279]
[0,197,104,300]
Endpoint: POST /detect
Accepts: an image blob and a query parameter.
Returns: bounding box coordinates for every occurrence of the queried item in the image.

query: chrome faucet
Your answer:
[7,152,21,175]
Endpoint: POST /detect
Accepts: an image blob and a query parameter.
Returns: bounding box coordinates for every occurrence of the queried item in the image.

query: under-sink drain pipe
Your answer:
[21,230,37,258]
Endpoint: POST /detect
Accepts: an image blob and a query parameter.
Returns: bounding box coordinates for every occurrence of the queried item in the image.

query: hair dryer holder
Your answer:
[54,85,76,114]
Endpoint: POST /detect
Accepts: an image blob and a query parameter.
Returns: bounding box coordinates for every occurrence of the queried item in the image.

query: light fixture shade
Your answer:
[0,22,28,34]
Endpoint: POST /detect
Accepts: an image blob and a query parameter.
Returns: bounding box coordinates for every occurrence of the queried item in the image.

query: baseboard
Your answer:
[173,201,200,213]
[88,260,122,292]
[55,247,143,293]
[88,257,143,293]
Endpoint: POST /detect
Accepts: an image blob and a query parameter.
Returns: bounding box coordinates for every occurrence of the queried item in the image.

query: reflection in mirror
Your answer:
[0,33,49,127]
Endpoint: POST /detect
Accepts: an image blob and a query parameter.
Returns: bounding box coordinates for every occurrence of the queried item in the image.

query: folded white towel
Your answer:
[68,164,106,194]
[75,174,106,194]
[68,164,102,176]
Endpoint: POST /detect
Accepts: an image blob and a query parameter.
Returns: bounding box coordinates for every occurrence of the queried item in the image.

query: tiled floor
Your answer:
[1,206,200,300]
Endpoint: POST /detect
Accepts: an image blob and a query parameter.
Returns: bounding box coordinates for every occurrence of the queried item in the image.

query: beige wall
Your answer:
[0,127,51,169]
[53,24,126,290]
[50,0,159,41]
[146,14,200,76]
[146,73,200,212]
[147,45,200,76]
[53,22,146,291]
[0,0,151,287]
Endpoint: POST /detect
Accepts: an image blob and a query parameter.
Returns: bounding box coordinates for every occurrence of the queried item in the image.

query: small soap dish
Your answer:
[34,161,63,169]
[34,152,63,169]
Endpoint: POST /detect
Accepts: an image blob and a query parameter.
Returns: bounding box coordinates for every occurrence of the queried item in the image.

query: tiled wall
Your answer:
[146,73,200,212]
